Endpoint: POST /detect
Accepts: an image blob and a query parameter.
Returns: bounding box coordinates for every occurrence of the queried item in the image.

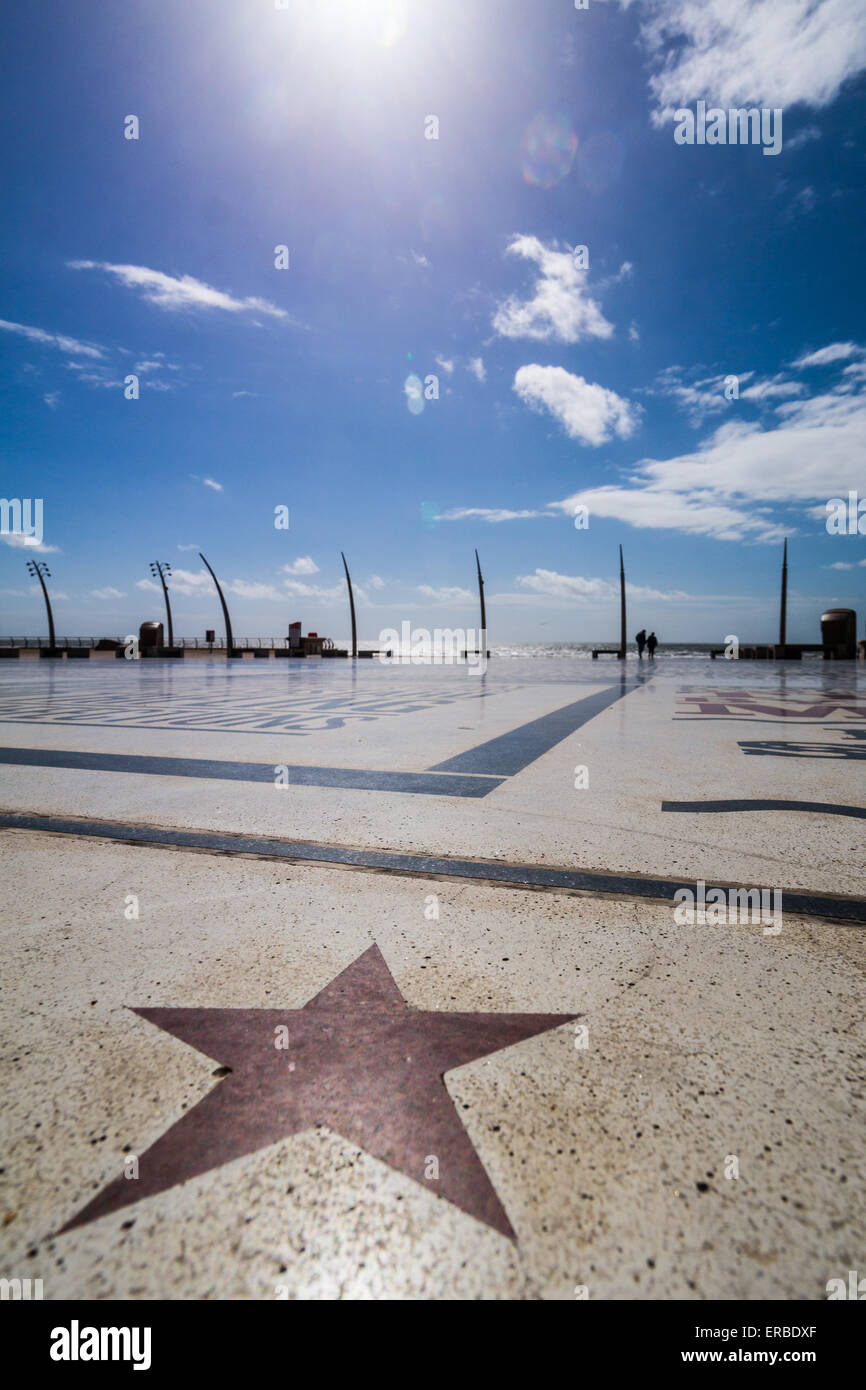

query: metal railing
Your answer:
[0,636,104,648]
[0,636,292,650]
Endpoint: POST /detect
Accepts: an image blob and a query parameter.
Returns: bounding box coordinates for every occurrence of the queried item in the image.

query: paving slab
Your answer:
[1,657,864,1299]
[1,833,863,1300]
[0,659,863,893]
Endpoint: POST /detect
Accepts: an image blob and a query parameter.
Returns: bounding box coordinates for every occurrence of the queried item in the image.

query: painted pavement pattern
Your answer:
[0,656,864,1298]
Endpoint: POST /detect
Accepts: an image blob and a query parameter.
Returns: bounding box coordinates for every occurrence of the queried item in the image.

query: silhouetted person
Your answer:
[646,631,658,659]
[635,629,647,658]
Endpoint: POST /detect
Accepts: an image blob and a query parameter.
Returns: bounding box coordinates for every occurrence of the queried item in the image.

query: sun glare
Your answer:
[308,0,409,50]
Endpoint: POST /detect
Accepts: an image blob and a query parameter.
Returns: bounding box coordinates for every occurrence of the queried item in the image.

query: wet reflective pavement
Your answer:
[1,657,864,1297]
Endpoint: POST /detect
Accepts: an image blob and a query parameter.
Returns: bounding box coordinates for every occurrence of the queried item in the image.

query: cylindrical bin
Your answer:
[139,620,164,652]
[821,608,856,660]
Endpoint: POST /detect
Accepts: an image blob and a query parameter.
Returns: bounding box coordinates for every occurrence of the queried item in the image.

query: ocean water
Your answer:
[353,640,827,662]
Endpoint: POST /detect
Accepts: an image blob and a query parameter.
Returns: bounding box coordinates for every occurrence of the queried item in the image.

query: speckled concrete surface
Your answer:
[1,832,863,1300]
[0,659,863,893]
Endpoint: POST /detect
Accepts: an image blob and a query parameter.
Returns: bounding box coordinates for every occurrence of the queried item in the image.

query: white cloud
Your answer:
[227,579,281,600]
[0,534,59,553]
[468,356,486,382]
[177,543,200,551]
[68,260,290,321]
[90,586,126,599]
[618,0,866,124]
[786,124,822,150]
[550,485,786,543]
[193,476,223,492]
[140,569,283,601]
[515,569,689,602]
[417,585,476,604]
[652,366,755,424]
[549,367,866,541]
[740,375,805,402]
[792,341,865,368]
[65,363,124,389]
[283,579,351,604]
[492,235,614,344]
[602,261,633,285]
[282,556,319,575]
[411,251,431,268]
[651,367,805,418]
[513,364,640,445]
[432,354,485,381]
[516,570,615,601]
[439,507,548,523]
[138,567,214,597]
[135,357,179,373]
[43,392,60,410]
[0,317,104,360]
[827,558,866,569]
[367,574,386,589]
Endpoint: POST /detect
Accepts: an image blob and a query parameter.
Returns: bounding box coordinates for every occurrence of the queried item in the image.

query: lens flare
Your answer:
[404,374,424,414]
[520,113,578,189]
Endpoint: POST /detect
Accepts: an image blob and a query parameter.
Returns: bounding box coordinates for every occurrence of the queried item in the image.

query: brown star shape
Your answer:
[62,946,576,1239]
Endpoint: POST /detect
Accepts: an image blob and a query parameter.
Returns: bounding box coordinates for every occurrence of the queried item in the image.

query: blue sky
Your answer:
[1,0,865,644]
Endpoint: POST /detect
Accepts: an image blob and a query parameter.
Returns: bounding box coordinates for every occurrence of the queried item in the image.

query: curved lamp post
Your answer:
[779,538,788,647]
[619,545,627,660]
[341,551,357,658]
[26,559,55,649]
[475,548,486,648]
[199,552,234,654]
[149,561,174,647]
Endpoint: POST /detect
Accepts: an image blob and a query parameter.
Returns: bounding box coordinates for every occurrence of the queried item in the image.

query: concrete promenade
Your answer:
[1,656,864,1298]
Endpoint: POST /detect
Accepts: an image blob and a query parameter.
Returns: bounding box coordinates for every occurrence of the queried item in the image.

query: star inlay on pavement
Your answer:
[62,945,577,1239]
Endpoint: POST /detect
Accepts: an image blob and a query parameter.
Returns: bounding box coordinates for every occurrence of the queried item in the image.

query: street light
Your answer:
[149,561,174,647]
[26,559,56,650]
[198,552,235,655]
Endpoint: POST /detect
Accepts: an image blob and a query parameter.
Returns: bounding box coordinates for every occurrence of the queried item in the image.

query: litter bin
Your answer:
[821,608,856,660]
[139,620,164,653]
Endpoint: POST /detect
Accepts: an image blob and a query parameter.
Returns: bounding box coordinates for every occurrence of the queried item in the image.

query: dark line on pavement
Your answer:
[663,798,866,821]
[0,747,503,799]
[430,679,642,776]
[2,812,863,924]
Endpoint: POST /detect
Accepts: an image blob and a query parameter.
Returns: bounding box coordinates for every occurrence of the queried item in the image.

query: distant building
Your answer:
[288,620,327,656]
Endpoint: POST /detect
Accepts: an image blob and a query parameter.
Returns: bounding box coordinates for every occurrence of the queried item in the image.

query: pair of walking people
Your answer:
[635,629,657,659]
